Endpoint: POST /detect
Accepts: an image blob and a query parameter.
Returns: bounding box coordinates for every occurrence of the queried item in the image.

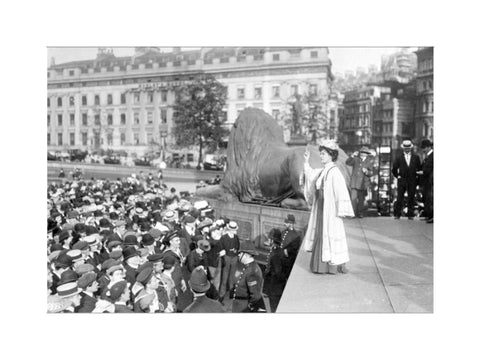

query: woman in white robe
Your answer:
[302,140,354,274]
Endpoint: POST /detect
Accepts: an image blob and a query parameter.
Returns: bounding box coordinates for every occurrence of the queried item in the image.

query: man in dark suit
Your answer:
[418,139,434,223]
[346,147,374,218]
[392,139,422,219]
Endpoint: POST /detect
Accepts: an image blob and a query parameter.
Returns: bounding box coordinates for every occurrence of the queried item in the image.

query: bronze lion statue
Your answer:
[196,108,351,210]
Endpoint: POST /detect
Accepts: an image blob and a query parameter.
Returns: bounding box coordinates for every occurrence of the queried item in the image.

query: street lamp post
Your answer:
[355,129,363,150]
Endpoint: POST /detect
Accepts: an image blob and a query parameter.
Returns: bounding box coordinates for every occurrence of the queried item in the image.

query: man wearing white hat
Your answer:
[392,139,422,219]
[218,221,240,303]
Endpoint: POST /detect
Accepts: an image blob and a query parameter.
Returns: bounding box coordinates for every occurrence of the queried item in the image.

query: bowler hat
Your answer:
[238,241,258,256]
[189,266,210,293]
[58,269,79,286]
[420,139,433,149]
[141,233,155,246]
[123,246,139,261]
[55,252,73,269]
[124,234,138,246]
[99,218,111,228]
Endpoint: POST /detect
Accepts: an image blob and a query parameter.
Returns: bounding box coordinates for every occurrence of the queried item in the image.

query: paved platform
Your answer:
[276,217,433,313]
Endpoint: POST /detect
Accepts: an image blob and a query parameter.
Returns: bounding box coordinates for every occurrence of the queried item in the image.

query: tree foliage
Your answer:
[281,92,333,143]
[172,75,228,166]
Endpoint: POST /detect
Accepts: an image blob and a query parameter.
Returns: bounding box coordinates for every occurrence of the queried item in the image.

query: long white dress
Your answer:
[302,161,354,272]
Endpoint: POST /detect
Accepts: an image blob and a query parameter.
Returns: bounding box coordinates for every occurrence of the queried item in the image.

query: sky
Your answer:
[47,47,410,75]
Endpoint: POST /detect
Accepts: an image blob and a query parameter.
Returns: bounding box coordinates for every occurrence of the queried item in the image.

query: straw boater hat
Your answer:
[226,221,238,231]
[401,139,413,148]
[359,146,370,154]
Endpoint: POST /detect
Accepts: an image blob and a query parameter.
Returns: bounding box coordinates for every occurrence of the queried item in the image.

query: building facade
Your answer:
[414,47,434,142]
[47,47,333,157]
[338,85,391,152]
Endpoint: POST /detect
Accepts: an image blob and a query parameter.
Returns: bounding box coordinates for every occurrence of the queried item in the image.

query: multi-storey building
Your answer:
[371,89,416,150]
[381,48,417,84]
[338,85,391,152]
[414,47,434,141]
[47,47,332,157]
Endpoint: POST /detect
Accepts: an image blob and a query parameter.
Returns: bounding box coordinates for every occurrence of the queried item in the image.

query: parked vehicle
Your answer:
[69,149,88,162]
[134,157,152,167]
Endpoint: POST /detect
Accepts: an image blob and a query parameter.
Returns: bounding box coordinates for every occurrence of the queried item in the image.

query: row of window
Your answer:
[344,103,371,114]
[47,110,168,127]
[47,131,154,147]
[418,58,433,72]
[47,91,169,108]
[51,50,320,77]
[419,100,434,113]
[341,114,371,129]
[418,79,433,92]
[235,84,318,100]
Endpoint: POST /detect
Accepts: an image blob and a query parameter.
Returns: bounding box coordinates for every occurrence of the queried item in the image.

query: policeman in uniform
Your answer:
[281,214,301,277]
[231,241,266,313]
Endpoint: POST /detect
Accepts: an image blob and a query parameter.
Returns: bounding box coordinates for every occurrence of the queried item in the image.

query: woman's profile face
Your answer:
[319,149,332,164]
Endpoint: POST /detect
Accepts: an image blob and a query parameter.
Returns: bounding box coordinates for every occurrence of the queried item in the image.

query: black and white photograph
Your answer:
[46,46,433,313]
[4,2,479,359]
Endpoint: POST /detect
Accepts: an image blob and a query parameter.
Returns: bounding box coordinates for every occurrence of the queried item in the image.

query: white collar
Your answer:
[427,149,433,156]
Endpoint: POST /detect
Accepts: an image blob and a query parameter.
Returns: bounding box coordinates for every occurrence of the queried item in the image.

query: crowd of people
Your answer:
[47,173,300,313]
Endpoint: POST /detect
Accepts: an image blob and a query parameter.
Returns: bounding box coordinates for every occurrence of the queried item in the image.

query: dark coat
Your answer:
[183,294,226,313]
[346,156,374,190]
[77,292,97,313]
[422,151,433,186]
[219,234,240,257]
[186,250,208,273]
[263,246,287,297]
[392,152,422,185]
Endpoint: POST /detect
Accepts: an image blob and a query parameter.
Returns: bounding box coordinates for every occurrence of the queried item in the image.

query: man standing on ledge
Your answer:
[417,139,434,223]
[392,139,422,220]
[346,147,374,218]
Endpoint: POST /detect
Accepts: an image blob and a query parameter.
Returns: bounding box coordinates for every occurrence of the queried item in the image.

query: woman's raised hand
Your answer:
[304,149,310,161]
